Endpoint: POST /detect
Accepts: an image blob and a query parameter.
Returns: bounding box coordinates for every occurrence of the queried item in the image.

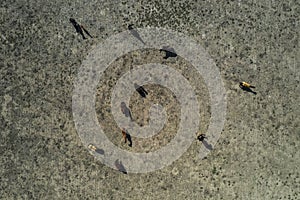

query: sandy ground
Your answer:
[0,0,299,199]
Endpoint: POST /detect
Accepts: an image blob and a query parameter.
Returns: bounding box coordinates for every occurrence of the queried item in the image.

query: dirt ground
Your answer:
[0,0,299,199]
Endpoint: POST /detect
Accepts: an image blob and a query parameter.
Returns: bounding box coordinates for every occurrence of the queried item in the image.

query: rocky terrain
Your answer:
[0,0,299,199]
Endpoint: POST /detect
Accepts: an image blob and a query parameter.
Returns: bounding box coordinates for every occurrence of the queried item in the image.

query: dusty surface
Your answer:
[0,0,299,199]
